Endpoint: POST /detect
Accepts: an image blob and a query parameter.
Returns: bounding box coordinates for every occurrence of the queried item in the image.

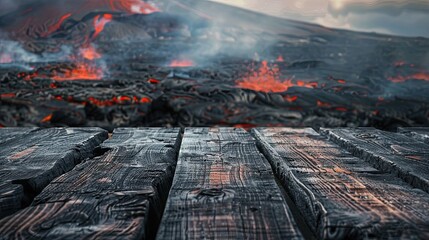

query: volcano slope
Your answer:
[0,0,428,130]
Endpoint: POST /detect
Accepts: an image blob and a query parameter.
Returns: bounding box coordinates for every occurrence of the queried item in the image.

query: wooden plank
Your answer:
[0,128,181,239]
[0,127,108,219]
[0,127,36,145]
[321,128,429,193]
[253,128,429,239]
[398,127,429,144]
[156,128,303,239]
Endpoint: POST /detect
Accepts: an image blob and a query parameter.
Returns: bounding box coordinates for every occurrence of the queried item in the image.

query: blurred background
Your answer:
[211,0,429,37]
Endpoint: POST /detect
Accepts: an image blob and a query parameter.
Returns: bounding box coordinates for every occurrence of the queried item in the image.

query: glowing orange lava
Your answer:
[169,59,194,67]
[236,61,317,93]
[52,63,103,81]
[92,14,113,39]
[41,114,53,123]
[388,73,429,83]
[276,55,284,62]
[80,45,101,60]
[284,95,298,102]
[41,13,72,37]
[87,96,151,106]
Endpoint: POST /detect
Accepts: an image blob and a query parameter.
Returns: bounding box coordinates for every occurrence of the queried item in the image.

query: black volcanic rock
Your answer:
[0,0,428,130]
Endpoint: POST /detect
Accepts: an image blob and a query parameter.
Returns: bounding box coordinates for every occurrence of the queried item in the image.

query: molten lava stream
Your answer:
[169,59,194,67]
[236,60,316,93]
[52,62,103,81]
[388,73,429,83]
[92,14,113,40]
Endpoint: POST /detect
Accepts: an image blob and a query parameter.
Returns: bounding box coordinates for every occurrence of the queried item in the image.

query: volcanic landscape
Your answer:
[1,0,429,131]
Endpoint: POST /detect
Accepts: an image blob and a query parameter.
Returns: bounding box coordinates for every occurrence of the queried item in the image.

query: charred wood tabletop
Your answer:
[0,127,428,239]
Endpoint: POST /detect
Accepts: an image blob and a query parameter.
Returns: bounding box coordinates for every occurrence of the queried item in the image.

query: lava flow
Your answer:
[236,60,317,93]
[388,73,429,83]
[51,62,103,81]
[169,59,194,67]
[92,14,113,40]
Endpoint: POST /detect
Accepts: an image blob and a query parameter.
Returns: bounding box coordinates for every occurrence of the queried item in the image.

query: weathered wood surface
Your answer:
[156,128,303,239]
[253,128,429,239]
[0,127,108,219]
[321,127,429,193]
[0,127,37,145]
[0,128,181,239]
[398,127,429,144]
[157,128,301,239]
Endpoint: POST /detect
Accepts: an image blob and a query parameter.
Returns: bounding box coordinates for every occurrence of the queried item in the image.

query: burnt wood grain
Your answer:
[321,128,429,193]
[398,127,429,144]
[0,127,108,219]
[0,128,181,239]
[253,128,429,239]
[0,127,36,145]
[156,128,303,240]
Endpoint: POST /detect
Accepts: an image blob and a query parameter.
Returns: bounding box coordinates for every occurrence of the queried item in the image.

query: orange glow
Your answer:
[1,93,16,98]
[148,78,160,84]
[169,59,194,67]
[276,55,284,62]
[0,54,12,63]
[317,100,331,107]
[52,63,103,81]
[92,14,113,39]
[85,96,151,106]
[41,13,71,37]
[388,73,429,83]
[80,45,101,60]
[41,114,53,123]
[140,97,151,103]
[284,95,298,102]
[233,123,257,129]
[337,79,346,84]
[236,61,317,93]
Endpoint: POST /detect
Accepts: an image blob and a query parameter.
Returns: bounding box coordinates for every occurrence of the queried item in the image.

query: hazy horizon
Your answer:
[210,0,429,38]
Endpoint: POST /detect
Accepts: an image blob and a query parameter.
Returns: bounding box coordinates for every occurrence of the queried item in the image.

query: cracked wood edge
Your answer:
[253,127,429,239]
[321,127,429,193]
[0,128,181,240]
[0,127,108,219]
[398,127,429,144]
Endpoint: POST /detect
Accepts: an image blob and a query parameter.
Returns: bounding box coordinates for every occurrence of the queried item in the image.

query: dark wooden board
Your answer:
[321,128,429,193]
[0,127,37,145]
[253,128,429,239]
[0,127,108,219]
[398,127,429,144]
[156,128,303,239]
[0,128,181,239]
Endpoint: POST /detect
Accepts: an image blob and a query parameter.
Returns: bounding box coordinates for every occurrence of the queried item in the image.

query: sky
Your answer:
[210,0,429,38]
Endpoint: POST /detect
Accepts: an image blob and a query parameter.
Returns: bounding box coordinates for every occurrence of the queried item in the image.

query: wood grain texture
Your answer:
[156,128,303,240]
[0,128,37,145]
[253,128,429,239]
[0,128,181,240]
[321,128,429,193]
[398,127,429,144]
[0,127,108,219]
